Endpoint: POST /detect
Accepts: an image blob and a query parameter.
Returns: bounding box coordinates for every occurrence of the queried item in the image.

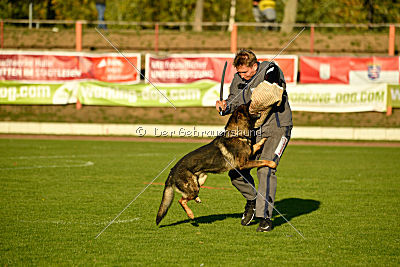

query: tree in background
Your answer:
[281,0,297,33]
[294,0,400,24]
[51,0,97,20]
[0,0,96,20]
[0,0,398,26]
[193,0,204,32]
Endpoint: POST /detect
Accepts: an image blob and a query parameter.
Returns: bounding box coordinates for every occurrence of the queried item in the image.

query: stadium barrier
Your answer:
[0,121,399,141]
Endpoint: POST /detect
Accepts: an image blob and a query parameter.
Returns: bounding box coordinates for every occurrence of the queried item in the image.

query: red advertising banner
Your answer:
[0,51,141,83]
[145,54,298,85]
[300,56,400,84]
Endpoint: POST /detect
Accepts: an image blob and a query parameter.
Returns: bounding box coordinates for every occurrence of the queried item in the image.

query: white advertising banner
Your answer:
[299,56,399,84]
[286,83,387,112]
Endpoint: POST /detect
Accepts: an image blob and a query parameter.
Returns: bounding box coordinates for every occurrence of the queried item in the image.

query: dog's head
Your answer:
[224,102,259,136]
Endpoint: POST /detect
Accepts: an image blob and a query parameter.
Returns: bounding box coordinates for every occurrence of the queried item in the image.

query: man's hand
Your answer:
[215,100,227,112]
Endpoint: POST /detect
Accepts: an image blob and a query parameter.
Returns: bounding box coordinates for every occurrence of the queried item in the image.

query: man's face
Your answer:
[236,63,258,81]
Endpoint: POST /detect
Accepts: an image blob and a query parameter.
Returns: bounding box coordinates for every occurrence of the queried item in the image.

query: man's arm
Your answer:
[264,62,286,87]
[215,100,227,113]
[215,75,242,115]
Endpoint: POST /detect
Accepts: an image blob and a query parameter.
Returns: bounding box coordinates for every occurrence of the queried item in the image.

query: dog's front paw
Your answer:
[253,138,268,154]
[259,138,267,145]
[269,161,277,169]
[194,197,202,203]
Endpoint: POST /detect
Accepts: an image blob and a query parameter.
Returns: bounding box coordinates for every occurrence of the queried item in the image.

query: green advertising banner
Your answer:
[0,81,77,105]
[286,83,388,112]
[77,81,221,107]
[0,81,398,111]
[0,80,222,107]
[388,84,400,108]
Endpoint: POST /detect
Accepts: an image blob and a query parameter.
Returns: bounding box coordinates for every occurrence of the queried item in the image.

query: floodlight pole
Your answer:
[310,24,314,54]
[388,25,395,56]
[155,23,159,52]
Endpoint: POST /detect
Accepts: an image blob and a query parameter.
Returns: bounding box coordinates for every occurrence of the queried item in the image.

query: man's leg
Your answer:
[229,169,257,225]
[252,7,266,31]
[229,169,256,200]
[96,4,107,29]
[255,126,291,232]
[262,8,277,31]
[256,166,277,219]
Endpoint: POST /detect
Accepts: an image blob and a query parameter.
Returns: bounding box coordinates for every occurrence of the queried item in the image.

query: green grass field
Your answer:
[0,138,399,265]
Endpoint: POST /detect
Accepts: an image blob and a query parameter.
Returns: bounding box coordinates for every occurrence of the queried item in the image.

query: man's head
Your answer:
[233,49,258,81]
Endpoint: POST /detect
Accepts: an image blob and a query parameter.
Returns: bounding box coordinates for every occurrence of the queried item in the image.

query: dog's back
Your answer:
[173,137,230,174]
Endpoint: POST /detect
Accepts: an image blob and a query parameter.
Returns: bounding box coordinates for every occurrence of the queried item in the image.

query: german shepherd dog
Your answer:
[156,103,277,225]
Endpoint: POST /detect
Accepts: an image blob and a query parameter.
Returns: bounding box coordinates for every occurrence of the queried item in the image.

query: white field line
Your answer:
[0,160,94,170]
[95,157,176,239]
[18,218,140,226]
[0,153,161,160]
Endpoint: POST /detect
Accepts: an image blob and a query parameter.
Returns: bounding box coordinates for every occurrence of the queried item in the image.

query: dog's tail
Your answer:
[156,181,174,225]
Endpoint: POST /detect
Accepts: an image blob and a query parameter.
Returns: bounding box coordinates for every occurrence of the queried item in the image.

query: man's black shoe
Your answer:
[241,199,256,226]
[256,218,273,232]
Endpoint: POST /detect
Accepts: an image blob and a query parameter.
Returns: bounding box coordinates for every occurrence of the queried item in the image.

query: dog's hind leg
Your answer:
[198,173,208,187]
[176,173,200,219]
[179,197,195,219]
[195,173,208,203]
